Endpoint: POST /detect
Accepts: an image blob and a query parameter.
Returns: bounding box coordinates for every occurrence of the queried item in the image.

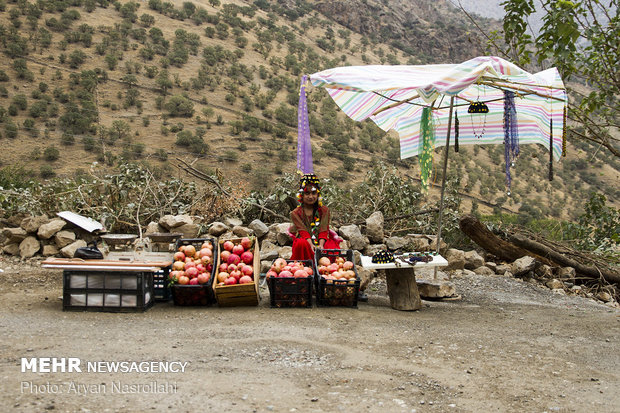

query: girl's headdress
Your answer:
[297,174,322,206]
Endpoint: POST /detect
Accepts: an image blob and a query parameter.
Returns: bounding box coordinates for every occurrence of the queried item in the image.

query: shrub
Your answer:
[43,146,60,161]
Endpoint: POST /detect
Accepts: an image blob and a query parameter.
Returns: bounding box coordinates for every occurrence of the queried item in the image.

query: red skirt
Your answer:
[291,237,340,261]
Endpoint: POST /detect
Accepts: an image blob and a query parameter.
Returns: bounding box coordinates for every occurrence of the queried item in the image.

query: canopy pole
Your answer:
[434,96,455,279]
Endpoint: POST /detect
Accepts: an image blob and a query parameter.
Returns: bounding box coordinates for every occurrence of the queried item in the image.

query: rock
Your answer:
[407,236,431,252]
[348,234,370,251]
[275,223,293,246]
[386,236,408,251]
[54,230,76,248]
[417,280,456,298]
[428,236,448,253]
[260,260,272,274]
[473,266,495,276]
[208,222,230,237]
[42,244,60,256]
[20,215,49,233]
[159,215,193,230]
[511,256,537,277]
[176,223,200,239]
[352,250,362,266]
[536,264,554,278]
[145,221,166,234]
[3,243,19,255]
[37,219,66,240]
[264,224,280,243]
[277,246,292,260]
[496,264,512,275]
[364,244,387,256]
[444,248,465,270]
[597,291,612,302]
[2,227,28,243]
[223,217,243,228]
[552,288,566,296]
[558,267,576,281]
[19,237,40,258]
[462,269,476,277]
[248,219,269,238]
[338,224,363,240]
[259,241,280,262]
[464,250,485,270]
[503,270,514,278]
[546,279,564,290]
[357,267,374,291]
[485,261,497,273]
[365,211,384,243]
[570,285,582,293]
[60,240,87,258]
[415,268,450,281]
[232,226,252,237]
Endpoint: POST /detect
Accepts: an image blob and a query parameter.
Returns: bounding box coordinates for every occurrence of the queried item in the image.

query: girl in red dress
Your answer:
[289,174,340,260]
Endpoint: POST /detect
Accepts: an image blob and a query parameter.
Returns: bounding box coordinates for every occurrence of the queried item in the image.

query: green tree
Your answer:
[494,0,619,157]
[165,95,194,117]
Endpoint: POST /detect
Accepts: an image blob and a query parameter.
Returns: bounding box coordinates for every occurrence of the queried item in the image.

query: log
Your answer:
[385,268,422,311]
[458,215,549,263]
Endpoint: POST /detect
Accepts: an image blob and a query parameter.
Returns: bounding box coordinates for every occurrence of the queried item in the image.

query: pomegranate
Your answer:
[220,250,231,262]
[173,251,185,261]
[266,270,278,278]
[172,261,185,271]
[219,263,228,273]
[185,267,198,278]
[184,245,196,257]
[178,275,190,285]
[240,251,253,265]
[343,261,354,270]
[223,241,234,251]
[318,257,331,267]
[197,273,210,284]
[224,277,237,285]
[239,275,253,284]
[227,254,241,265]
[189,277,199,285]
[294,269,308,278]
[240,237,252,250]
[199,248,212,258]
[241,265,253,277]
[279,270,293,278]
[217,272,229,283]
[232,244,245,255]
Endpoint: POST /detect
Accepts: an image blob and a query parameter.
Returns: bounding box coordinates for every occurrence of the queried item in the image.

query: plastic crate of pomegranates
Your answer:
[169,238,217,305]
[314,249,360,308]
[266,258,314,308]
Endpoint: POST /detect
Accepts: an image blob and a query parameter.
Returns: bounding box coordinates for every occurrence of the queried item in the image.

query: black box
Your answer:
[314,249,360,308]
[63,270,154,312]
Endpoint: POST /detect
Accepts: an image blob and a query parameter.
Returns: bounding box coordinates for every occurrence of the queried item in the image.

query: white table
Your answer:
[360,254,448,311]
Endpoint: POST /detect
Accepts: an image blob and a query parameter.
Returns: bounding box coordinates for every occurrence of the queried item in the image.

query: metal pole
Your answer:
[434,96,455,279]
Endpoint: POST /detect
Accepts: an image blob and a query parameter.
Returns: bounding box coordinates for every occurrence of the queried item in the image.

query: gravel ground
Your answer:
[0,257,618,413]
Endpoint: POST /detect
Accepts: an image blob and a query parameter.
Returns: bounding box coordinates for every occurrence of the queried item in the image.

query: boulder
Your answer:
[159,215,193,230]
[364,243,387,256]
[485,261,497,273]
[20,215,49,233]
[248,219,269,238]
[145,221,166,234]
[407,236,430,252]
[3,243,19,255]
[511,256,537,277]
[444,248,465,270]
[596,291,612,302]
[358,267,374,291]
[348,234,370,251]
[473,266,495,276]
[260,260,272,274]
[42,244,60,256]
[208,222,230,237]
[54,230,76,248]
[223,217,243,228]
[558,267,576,281]
[495,264,512,275]
[277,246,292,260]
[60,240,87,258]
[386,236,408,251]
[275,223,293,246]
[2,227,28,243]
[352,250,362,266]
[535,264,554,278]
[415,267,450,281]
[365,211,384,243]
[339,240,350,250]
[259,240,280,262]
[545,279,564,290]
[37,219,66,240]
[464,250,485,270]
[338,224,363,240]
[416,280,457,298]
[232,226,252,237]
[19,237,40,258]
[175,223,200,239]
[429,236,448,253]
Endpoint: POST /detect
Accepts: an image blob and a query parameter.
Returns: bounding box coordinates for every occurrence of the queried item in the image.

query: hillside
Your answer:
[0,0,618,222]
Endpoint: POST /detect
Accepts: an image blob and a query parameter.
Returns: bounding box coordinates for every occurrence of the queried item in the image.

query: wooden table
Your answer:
[360,254,449,311]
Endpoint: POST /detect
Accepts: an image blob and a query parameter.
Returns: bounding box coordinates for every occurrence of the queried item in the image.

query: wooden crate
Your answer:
[213,237,260,306]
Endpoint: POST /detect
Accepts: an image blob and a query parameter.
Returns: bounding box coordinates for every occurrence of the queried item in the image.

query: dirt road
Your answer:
[1,260,618,413]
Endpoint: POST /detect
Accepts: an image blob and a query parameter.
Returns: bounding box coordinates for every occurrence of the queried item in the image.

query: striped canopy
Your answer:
[309,56,567,161]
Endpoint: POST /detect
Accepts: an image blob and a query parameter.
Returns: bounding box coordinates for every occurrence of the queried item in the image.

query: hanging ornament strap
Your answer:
[419,107,435,194]
[549,117,554,181]
[562,105,567,157]
[503,90,519,193]
[454,110,459,153]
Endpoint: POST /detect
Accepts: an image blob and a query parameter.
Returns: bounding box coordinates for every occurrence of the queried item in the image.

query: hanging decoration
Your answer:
[562,105,567,157]
[296,75,314,174]
[454,110,459,153]
[549,118,554,181]
[503,90,519,194]
[419,107,435,193]
[467,101,489,113]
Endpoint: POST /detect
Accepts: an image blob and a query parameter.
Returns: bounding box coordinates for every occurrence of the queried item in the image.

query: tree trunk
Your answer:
[385,268,422,311]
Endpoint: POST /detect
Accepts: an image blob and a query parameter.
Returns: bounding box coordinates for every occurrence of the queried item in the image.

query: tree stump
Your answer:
[386,268,421,311]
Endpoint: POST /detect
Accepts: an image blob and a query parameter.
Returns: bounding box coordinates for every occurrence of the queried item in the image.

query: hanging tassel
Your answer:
[549,118,554,181]
[454,111,459,153]
[503,91,519,193]
[419,107,435,194]
[562,105,567,157]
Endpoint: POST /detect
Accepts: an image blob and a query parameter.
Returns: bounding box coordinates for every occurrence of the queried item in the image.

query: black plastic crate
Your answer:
[153,267,171,302]
[314,249,360,308]
[267,259,314,308]
[171,284,214,306]
[63,270,154,312]
[170,238,217,305]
